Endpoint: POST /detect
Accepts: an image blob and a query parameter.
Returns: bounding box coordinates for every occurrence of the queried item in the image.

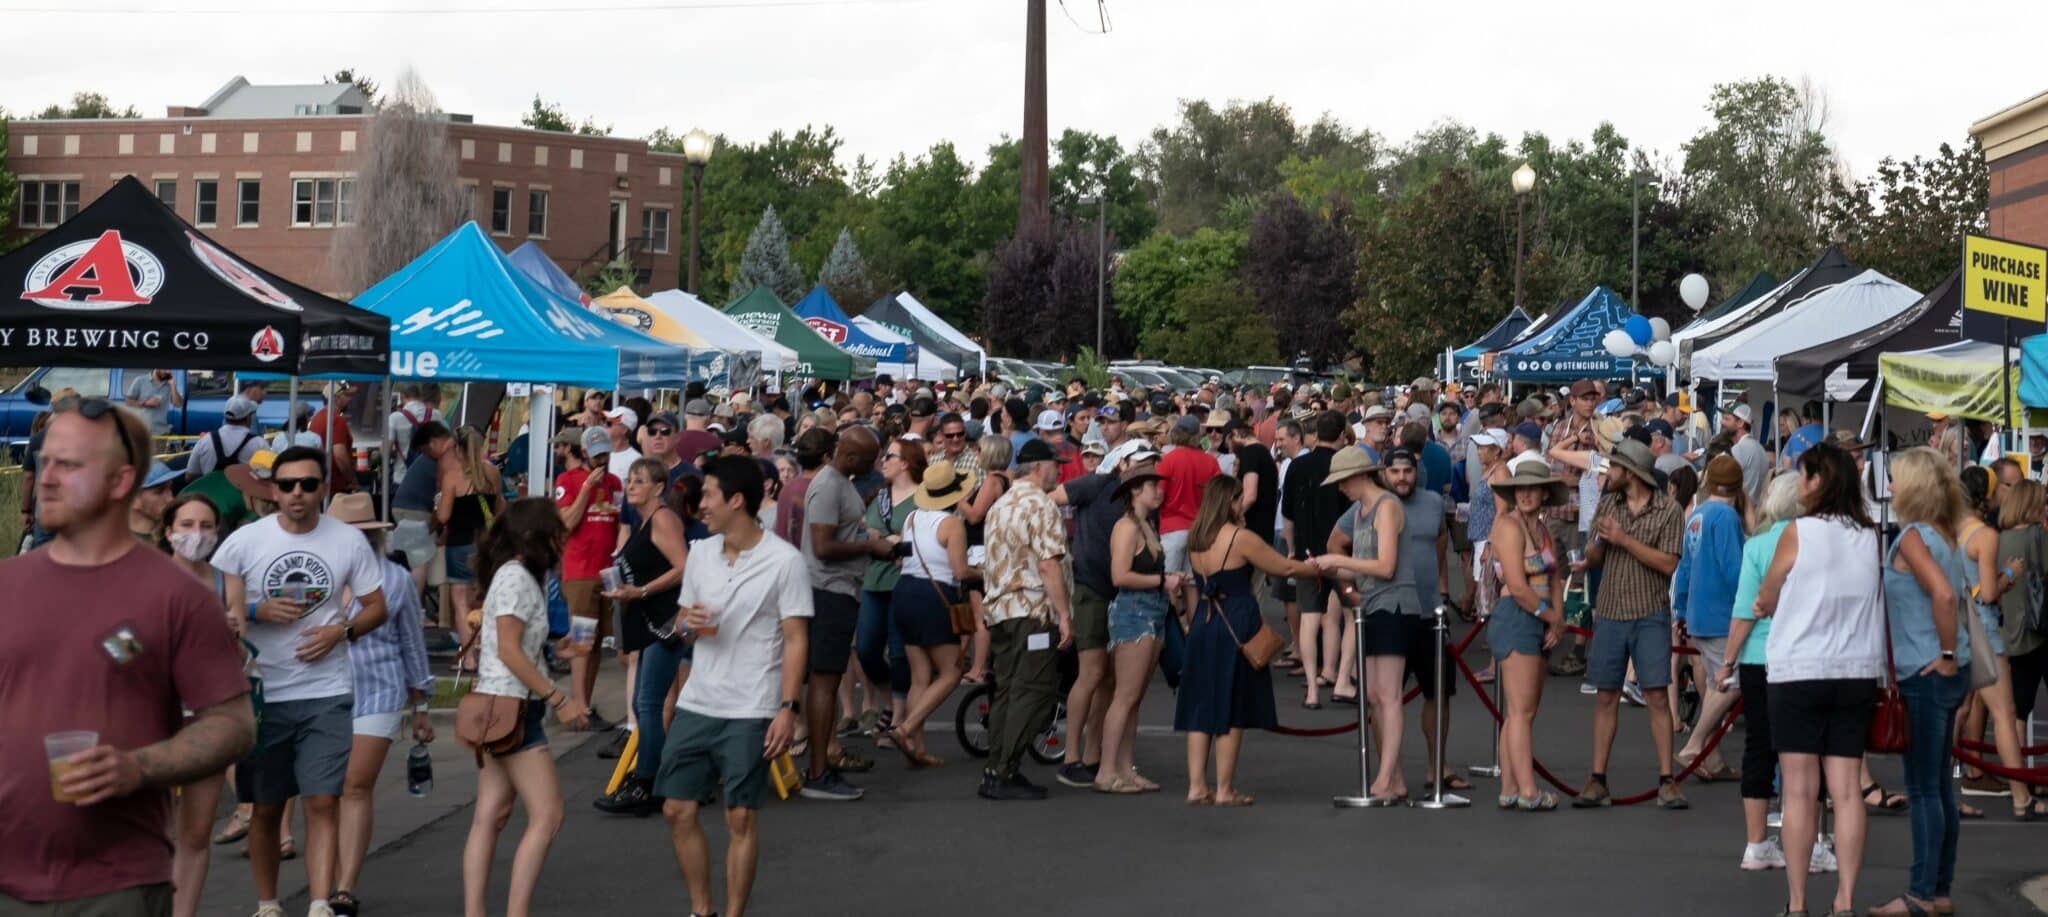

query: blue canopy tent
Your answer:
[506,241,589,308]
[355,222,703,389]
[1492,287,1638,382]
[790,284,915,365]
[1447,307,1533,378]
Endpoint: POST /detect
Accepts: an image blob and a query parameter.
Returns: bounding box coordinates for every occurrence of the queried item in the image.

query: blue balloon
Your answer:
[1624,314,1653,347]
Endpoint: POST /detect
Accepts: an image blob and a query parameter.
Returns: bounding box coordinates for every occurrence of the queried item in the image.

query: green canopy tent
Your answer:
[722,284,871,381]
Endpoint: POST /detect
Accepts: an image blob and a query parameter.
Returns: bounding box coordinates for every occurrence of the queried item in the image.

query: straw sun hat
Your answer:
[1492,458,1569,507]
[915,462,977,511]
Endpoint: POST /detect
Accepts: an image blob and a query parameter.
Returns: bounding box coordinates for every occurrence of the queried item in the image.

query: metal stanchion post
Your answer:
[1468,606,1501,779]
[1334,596,1391,808]
[1416,607,1470,809]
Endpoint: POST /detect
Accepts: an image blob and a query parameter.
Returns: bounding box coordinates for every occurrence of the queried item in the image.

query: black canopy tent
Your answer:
[859,293,979,376]
[0,176,389,375]
[1776,269,1962,403]
[1692,270,1777,324]
[1684,248,1865,356]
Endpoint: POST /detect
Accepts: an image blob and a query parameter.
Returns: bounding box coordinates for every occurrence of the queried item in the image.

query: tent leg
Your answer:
[381,375,393,523]
[323,381,336,508]
[286,377,299,457]
[526,388,553,498]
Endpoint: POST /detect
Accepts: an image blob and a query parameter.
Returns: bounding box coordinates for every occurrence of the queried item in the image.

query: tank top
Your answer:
[1352,493,1419,614]
[619,505,683,637]
[963,472,1008,548]
[445,486,490,547]
[904,509,957,586]
[392,453,439,512]
[1492,516,1557,592]
[1131,533,1164,581]
[1467,466,1498,542]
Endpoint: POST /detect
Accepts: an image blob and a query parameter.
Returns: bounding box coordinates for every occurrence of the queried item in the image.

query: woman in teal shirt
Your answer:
[1723,473,1811,872]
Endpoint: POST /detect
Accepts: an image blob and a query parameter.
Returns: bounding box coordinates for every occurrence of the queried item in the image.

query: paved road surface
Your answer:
[197,626,2047,916]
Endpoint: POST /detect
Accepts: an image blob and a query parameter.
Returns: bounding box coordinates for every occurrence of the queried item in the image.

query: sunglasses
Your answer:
[647,427,675,437]
[939,431,965,439]
[73,397,140,472]
[883,453,903,461]
[274,476,323,494]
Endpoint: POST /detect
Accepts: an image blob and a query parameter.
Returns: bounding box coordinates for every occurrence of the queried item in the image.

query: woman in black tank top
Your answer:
[593,458,691,814]
[1097,464,1181,794]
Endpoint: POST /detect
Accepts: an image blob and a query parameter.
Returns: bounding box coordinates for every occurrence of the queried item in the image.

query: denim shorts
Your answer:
[444,543,477,584]
[1107,589,1168,649]
[1976,604,2005,656]
[1586,612,1673,692]
[1488,601,1546,660]
[495,699,548,757]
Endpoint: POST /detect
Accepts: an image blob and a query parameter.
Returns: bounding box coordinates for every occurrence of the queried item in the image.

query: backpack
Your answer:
[210,428,255,471]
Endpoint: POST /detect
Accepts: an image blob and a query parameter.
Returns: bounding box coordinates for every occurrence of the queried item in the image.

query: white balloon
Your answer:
[1604,329,1637,358]
[1648,317,1672,342]
[1647,340,1677,367]
[1680,274,1710,311]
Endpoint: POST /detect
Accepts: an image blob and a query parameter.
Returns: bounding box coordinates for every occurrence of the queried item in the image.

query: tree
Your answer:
[736,205,807,304]
[325,69,379,106]
[1349,168,1509,381]
[1145,278,1278,367]
[1827,138,1988,293]
[1048,129,1158,245]
[1110,227,1243,348]
[696,126,850,301]
[0,117,17,254]
[982,221,1122,359]
[1140,98,1312,234]
[520,95,610,136]
[864,141,1012,330]
[1681,76,1843,288]
[817,228,883,311]
[1243,191,1353,367]
[34,91,138,119]
[331,69,467,295]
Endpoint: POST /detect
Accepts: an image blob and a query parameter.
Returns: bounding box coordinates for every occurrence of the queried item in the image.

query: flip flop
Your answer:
[1093,776,1143,795]
[1213,794,1256,807]
[1186,794,1214,807]
[1301,700,1322,710]
[1430,773,1473,793]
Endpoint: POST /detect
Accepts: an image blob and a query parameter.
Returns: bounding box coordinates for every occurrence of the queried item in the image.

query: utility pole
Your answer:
[1018,0,1050,239]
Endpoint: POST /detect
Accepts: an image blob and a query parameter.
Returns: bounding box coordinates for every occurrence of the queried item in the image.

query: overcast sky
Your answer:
[4,0,2041,180]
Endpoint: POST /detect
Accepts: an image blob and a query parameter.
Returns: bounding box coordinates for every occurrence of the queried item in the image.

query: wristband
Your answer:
[1532,600,1549,617]
[248,601,261,622]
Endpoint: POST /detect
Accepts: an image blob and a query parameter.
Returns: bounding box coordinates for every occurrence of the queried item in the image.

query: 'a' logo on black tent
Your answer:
[21,230,165,310]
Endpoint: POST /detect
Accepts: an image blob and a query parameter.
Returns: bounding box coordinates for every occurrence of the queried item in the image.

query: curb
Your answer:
[2022,874,2048,915]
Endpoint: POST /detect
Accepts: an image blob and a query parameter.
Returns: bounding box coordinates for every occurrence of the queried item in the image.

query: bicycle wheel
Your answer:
[1028,702,1067,765]
[955,683,993,759]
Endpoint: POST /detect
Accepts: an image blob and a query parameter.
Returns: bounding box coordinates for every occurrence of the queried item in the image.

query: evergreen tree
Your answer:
[736,205,808,304]
[817,228,881,311]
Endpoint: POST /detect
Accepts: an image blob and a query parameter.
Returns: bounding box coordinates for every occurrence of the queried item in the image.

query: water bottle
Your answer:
[406,742,433,797]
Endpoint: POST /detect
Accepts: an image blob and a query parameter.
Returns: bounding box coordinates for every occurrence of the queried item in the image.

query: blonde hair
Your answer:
[455,425,493,496]
[1755,472,1803,532]
[1889,446,1971,536]
[1999,479,2045,531]
[978,434,1012,472]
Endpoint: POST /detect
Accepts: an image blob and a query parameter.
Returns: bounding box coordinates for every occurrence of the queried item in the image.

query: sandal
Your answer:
[329,891,360,916]
[2016,797,2047,821]
[1329,692,1358,706]
[828,748,873,774]
[885,728,923,768]
[1186,793,1214,806]
[1093,775,1143,795]
[1867,895,1935,917]
[1497,794,1520,809]
[1212,793,1256,807]
[1863,782,1907,815]
[212,807,252,845]
[1301,699,1322,710]
[1958,802,1983,820]
[278,836,296,861]
[1130,771,1161,792]
[1431,772,1473,793]
[1516,791,1559,811]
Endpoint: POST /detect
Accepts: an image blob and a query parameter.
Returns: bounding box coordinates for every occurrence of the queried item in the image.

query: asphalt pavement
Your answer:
[195,619,2048,917]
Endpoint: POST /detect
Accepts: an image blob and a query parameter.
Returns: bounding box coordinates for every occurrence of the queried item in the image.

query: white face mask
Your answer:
[169,530,217,561]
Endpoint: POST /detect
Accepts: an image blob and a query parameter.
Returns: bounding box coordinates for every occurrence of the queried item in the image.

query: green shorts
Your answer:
[1071,583,1112,652]
[654,710,773,810]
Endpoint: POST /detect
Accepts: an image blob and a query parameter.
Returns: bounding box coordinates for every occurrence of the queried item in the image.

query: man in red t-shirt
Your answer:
[0,401,253,913]
[306,382,358,490]
[554,425,624,726]
[1155,413,1220,610]
[1035,409,1086,485]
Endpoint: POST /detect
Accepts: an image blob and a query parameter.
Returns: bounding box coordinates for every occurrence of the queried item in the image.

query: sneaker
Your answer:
[1808,840,1838,874]
[573,709,615,733]
[1571,780,1612,808]
[308,903,335,917]
[1622,681,1648,708]
[1961,773,2011,797]
[856,709,882,736]
[799,770,865,801]
[1579,682,1598,696]
[836,715,862,738]
[978,772,1048,801]
[592,776,659,817]
[597,729,632,760]
[253,905,286,917]
[1056,761,1099,788]
[1656,780,1689,810]
[1548,655,1587,677]
[1741,838,1788,871]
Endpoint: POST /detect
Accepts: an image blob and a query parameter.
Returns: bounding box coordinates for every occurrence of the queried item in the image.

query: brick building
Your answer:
[6,76,690,296]
[1973,89,2048,247]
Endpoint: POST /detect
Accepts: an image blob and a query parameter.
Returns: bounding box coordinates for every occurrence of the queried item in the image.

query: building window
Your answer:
[527,189,549,237]
[19,180,82,229]
[237,179,261,226]
[291,177,356,228]
[490,187,512,235]
[640,208,671,253]
[194,180,219,226]
[154,179,177,214]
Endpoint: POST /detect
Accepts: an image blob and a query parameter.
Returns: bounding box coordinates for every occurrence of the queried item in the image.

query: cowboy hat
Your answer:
[914,462,977,511]
[328,492,392,530]
[1111,460,1164,501]
[1322,447,1381,487]
[1607,439,1660,489]
[1492,458,1569,507]
[225,449,279,503]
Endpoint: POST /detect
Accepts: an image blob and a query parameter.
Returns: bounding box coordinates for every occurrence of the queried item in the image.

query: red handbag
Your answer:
[1866,550,1908,755]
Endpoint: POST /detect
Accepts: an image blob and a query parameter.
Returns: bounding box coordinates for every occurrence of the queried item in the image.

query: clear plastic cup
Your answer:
[693,603,723,639]
[599,567,623,594]
[45,730,98,802]
[568,615,598,649]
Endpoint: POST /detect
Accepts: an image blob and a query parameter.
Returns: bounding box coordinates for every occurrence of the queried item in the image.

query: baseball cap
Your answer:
[223,396,259,422]
[1569,379,1601,399]
[1015,439,1070,465]
[1172,414,1201,437]
[683,399,713,417]
[1511,421,1544,444]
[142,461,180,490]
[1472,427,1511,449]
[648,410,681,431]
[1034,409,1066,431]
[604,406,639,431]
[1732,404,1754,424]
[551,428,583,447]
[1644,418,1675,440]
[581,425,612,457]
[910,396,937,418]
[1384,447,1418,467]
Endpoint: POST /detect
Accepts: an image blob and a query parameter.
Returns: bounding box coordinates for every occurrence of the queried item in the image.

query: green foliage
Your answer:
[1111,228,1244,348]
[736,206,808,304]
[1348,168,1507,381]
[34,91,138,119]
[582,257,636,298]
[1145,278,1277,367]
[0,119,17,254]
[1827,139,1988,293]
[1069,346,1111,390]
[520,95,610,136]
[696,126,848,302]
[1141,98,1317,235]
[326,69,379,105]
[1049,129,1158,244]
[1681,76,1842,290]
[818,228,883,311]
[864,141,1011,330]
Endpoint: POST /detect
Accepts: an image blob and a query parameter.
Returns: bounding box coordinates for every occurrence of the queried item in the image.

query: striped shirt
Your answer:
[1591,490,1684,622]
[347,558,435,717]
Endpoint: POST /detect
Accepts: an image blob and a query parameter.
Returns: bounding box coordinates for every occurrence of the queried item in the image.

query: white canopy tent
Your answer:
[645,289,802,375]
[893,292,986,375]
[1691,270,1922,382]
[854,315,957,381]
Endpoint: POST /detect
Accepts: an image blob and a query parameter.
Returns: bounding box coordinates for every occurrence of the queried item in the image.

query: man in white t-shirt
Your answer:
[210,446,387,917]
[604,406,643,480]
[657,455,810,917]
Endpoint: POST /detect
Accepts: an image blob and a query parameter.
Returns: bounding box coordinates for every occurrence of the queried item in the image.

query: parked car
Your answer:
[1235,365,1294,389]
[2,368,324,458]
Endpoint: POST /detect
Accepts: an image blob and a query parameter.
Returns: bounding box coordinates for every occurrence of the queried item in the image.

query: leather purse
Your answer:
[907,515,977,636]
[450,630,528,766]
[1867,544,1908,756]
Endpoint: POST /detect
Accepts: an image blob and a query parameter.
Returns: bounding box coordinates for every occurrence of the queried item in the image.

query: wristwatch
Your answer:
[778,699,801,714]
[342,622,356,643]
[1940,650,1957,661]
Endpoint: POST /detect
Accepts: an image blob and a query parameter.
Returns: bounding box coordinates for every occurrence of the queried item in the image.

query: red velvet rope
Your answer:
[1264,616,1486,738]
[1948,745,2048,783]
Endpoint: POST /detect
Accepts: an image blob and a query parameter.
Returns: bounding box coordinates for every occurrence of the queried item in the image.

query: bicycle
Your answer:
[954,680,1067,766]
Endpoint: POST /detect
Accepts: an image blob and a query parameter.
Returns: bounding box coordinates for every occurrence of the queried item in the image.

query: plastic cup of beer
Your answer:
[692,603,723,639]
[45,731,98,802]
[569,615,598,649]
[599,567,623,594]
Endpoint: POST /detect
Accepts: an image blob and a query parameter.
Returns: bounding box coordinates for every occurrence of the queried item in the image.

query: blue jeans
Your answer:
[632,638,692,783]
[856,589,910,698]
[1899,667,1970,901]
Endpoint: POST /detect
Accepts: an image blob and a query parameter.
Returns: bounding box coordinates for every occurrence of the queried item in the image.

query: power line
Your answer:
[0,0,924,14]
[1054,0,1109,34]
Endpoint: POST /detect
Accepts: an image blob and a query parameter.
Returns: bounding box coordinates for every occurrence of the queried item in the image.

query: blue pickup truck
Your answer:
[2,368,324,458]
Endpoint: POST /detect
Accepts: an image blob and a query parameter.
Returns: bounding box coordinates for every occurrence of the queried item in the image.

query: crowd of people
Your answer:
[5,367,2045,917]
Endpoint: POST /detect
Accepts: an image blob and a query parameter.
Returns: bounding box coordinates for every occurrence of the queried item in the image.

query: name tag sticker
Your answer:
[100,625,144,665]
[1026,632,1051,652]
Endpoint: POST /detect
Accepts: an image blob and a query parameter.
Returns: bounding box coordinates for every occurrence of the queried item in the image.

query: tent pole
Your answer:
[381,374,393,523]
[527,387,553,499]
[286,376,299,458]
[323,380,336,507]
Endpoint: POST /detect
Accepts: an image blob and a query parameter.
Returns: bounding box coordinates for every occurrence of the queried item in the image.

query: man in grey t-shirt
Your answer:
[1381,448,1460,792]
[124,369,182,437]
[797,426,893,800]
[1725,405,1768,501]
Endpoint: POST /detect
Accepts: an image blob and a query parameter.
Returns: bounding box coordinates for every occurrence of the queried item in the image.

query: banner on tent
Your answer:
[1964,234,2046,324]
[1880,349,2048,425]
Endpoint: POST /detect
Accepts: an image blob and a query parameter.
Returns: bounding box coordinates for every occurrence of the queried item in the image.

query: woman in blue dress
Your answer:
[1174,476,1320,806]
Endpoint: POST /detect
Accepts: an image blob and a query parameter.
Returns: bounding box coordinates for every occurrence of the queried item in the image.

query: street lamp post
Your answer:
[1079,194,1106,357]
[1511,162,1536,309]
[681,129,714,295]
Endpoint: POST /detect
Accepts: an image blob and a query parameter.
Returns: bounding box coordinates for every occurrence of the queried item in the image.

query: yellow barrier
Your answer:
[600,729,802,802]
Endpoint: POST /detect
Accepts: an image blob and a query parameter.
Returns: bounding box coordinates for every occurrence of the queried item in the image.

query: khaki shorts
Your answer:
[561,578,613,642]
[391,508,446,587]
